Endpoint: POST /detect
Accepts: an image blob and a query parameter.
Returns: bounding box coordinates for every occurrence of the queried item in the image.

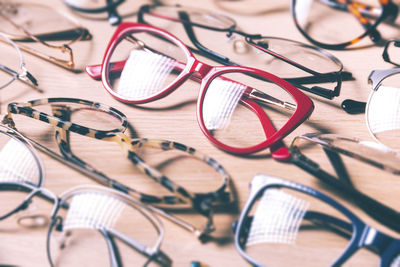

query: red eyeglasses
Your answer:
[86,22,314,157]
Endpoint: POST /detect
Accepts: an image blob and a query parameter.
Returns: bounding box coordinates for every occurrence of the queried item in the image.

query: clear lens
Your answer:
[0,133,41,185]
[143,5,236,30]
[0,34,21,89]
[0,2,83,45]
[134,140,227,196]
[293,134,400,214]
[240,186,378,266]
[201,72,296,149]
[17,100,123,132]
[293,0,381,46]
[0,190,29,219]
[49,189,161,266]
[366,73,400,150]
[106,29,188,101]
[250,37,341,77]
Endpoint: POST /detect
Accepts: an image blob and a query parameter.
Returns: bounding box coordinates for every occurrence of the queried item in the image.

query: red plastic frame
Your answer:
[86,22,314,158]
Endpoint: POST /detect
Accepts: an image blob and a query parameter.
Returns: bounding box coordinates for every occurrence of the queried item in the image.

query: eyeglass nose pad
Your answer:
[54,216,64,232]
[232,216,254,245]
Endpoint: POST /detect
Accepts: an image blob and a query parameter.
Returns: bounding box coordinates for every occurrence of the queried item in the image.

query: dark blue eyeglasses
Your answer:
[234,174,400,266]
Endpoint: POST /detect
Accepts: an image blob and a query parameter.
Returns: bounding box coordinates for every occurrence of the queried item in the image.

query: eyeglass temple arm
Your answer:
[322,148,353,186]
[7,28,92,42]
[177,10,351,100]
[318,0,396,43]
[0,63,38,87]
[177,11,237,65]
[290,148,400,233]
[106,228,172,267]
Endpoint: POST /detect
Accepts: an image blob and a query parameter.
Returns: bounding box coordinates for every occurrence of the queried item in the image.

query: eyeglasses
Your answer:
[284,133,400,234]
[3,97,233,238]
[60,0,146,26]
[342,67,400,151]
[291,0,399,49]
[0,127,171,266]
[234,174,400,266]
[0,33,37,89]
[86,22,314,155]
[0,1,92,71]
[136,4,354,100]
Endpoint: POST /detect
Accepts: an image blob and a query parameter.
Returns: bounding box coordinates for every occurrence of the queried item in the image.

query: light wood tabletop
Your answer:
[1,0,400,266]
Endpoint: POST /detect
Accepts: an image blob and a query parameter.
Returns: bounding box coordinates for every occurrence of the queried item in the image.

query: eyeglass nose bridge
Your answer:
[189,60,214,81]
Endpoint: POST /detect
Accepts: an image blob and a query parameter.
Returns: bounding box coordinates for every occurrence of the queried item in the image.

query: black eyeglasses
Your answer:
[137,4,354,100]
[234,174,400,266]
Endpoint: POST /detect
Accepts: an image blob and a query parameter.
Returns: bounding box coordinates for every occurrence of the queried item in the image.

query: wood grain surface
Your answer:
[1,0,400,266]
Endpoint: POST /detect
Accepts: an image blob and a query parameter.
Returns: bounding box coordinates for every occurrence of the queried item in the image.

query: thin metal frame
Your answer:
[136,4,354,99]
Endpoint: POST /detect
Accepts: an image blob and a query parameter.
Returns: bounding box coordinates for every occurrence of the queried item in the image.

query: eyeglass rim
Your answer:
[366,68,400,152]
[6,97,128,138]
[0,124,45,186]
[46,184,168,266]
[100,22,314,155]
[0,33,24,88]
[290,0,390,50]
[139,3,344,75]
[138,3,348,100]
[234,174,400,266]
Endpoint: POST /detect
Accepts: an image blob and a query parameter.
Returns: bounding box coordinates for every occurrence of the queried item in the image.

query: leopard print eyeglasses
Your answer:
[3,97,234,238]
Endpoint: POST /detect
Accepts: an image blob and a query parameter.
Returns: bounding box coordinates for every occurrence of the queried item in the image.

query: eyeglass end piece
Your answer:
[341,99,366,114]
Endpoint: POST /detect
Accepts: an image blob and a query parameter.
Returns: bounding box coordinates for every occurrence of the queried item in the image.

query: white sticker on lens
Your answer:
[203,78,246,130]
[295,0,314,26]
[0,138,38,183]
[64,192,125,231]
[246,189,309,246]
[117,50,176,99]
[368,86,400,134]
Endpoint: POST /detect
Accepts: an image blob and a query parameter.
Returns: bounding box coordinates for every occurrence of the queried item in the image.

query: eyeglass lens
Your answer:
[366,72,400,150]
[240,186,378,266]
[293,0,381,46]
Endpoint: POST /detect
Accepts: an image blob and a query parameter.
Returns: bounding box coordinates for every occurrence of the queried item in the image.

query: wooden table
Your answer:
[1,0,400,266]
